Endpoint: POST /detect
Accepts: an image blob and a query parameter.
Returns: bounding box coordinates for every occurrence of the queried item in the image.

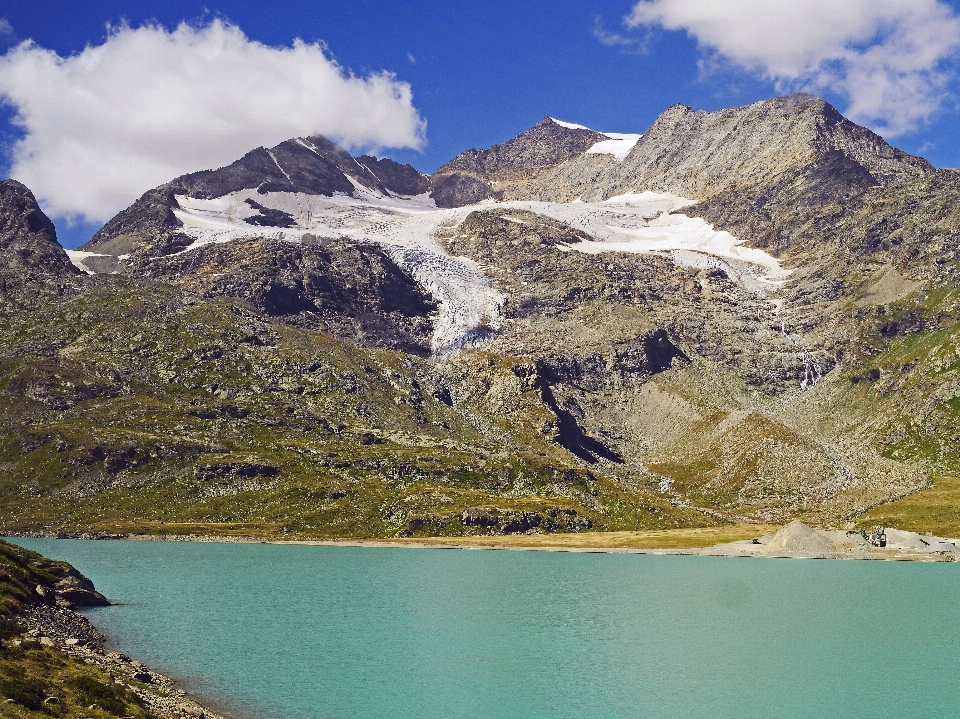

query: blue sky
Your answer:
[3,1,960,248]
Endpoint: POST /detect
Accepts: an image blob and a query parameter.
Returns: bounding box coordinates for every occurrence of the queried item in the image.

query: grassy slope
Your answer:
[856,475,960,536]
[0,279,710,538]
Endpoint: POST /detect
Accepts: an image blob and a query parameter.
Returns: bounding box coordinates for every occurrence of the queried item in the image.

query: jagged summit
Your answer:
[82,133,428,260]
[173,135,429,200]
[426,94,933,215]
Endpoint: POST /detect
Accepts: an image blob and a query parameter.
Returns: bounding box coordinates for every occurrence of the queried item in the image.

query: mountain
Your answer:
[3,93,960,539]
[81,134,430,267]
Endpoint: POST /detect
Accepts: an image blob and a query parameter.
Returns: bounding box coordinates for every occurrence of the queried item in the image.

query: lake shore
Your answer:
[7,522,959,561]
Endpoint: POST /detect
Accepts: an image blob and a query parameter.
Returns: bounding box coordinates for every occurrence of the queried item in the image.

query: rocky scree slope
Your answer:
[6,93,960,532]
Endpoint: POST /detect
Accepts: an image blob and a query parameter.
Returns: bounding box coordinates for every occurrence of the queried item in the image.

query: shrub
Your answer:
[0,676,47,710]
[69,674,130,714]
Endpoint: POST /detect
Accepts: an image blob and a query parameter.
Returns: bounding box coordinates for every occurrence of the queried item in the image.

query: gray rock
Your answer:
[0,179,80,305]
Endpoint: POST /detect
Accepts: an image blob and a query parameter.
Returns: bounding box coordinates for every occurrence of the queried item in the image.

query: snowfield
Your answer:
[585,133,642,161]
[65,250,109,274]
[168,184,788,354]
[549,118,642,161]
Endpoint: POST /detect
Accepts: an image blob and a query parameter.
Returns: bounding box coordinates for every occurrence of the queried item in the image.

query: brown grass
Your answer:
[68,521,781,550]
[858,475,960,537]
[379,524,779,550]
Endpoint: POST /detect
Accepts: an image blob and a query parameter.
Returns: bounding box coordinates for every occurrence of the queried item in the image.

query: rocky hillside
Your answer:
[2,93,959,536]
[0,179,700,537]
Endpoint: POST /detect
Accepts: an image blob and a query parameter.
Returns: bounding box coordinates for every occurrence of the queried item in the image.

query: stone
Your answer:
[55,572,111,607]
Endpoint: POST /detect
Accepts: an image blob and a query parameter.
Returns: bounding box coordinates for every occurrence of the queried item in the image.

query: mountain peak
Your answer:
[431,116,607,207]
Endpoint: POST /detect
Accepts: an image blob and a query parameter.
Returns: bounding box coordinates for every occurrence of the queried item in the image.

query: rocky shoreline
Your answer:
[16,601,226,719]
[0,538,230,719]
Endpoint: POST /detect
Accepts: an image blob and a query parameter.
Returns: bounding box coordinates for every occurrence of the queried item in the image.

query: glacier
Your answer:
[167,184,788,355]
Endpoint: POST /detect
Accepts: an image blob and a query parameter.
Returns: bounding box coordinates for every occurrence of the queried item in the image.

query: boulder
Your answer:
[55,569,111,607]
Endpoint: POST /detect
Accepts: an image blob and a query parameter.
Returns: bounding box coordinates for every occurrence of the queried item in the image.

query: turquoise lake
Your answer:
[9,539,960,719]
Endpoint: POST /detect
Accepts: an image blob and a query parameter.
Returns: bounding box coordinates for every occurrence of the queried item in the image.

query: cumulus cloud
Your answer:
[0,20,426,223]
[626,0,960,136]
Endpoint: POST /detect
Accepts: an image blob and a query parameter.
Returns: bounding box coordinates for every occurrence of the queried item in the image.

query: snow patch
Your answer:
[549,118,591,130]
[65,250,109,274]
[586,133,642,161]
[559,214,787,281]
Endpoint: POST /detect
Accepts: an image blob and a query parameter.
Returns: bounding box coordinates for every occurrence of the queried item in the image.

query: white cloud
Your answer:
[626,0,960,136]
[0,19,13,37]
[0,20,426,223]
[592,18,648,54]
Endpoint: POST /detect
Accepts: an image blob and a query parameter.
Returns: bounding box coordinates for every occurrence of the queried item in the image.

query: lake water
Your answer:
[9,538,960,719]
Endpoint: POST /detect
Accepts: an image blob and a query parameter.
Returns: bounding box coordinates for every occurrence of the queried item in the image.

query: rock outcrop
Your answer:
[133,235,438,355]
[0,180,80,301]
